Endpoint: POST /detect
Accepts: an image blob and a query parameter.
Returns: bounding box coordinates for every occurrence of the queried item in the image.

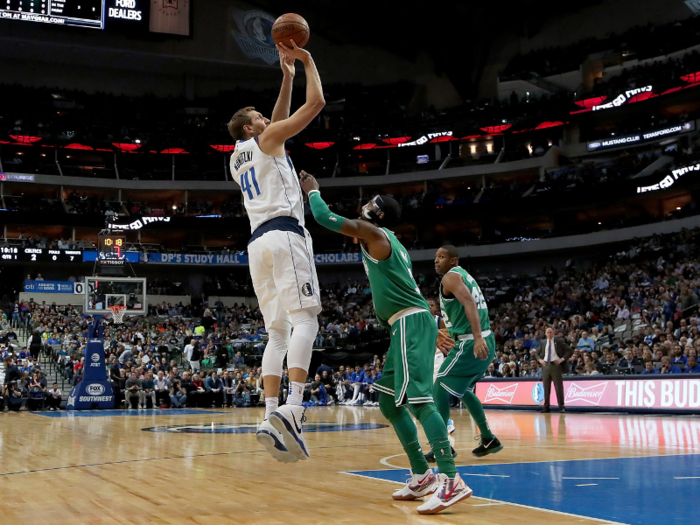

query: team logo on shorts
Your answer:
[301,282,314,297]
[532,383,545,404]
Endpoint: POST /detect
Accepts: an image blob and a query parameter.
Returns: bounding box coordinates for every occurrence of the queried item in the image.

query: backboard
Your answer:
[83,276,147,316]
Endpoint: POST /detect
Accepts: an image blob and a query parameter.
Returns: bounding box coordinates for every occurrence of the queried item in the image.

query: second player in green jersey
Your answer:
[433,245,503,458]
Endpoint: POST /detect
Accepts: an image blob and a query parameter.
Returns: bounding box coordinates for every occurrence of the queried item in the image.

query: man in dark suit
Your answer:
[535,327,573,412]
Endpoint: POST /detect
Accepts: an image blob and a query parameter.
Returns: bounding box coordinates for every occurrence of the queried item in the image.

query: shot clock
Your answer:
[98,233,127,267]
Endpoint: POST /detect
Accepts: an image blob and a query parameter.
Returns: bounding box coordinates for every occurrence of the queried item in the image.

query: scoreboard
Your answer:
[0,0,146,30]
[0,247,82,262]
[98,233,127,267]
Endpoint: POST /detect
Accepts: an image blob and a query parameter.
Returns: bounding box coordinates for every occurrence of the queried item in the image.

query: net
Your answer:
[108,305,127,324]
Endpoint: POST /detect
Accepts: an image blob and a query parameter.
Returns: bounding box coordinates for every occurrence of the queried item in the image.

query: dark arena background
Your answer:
[0,1,699,523]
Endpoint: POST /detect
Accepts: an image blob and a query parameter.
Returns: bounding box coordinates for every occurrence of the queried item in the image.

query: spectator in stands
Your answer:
[5,380,26,411]
[27,372,46,410]
[191,373,207,407]
[233,372,251,407]
[485,363,501,378]
[671,346,688,369]
[222,370,235,407]
[170,377,187,408]
[46,383,62,411]
[520,363,530,377]
[139,371,156,409]
[205,371,224,407]
[641,361,659,375]
[3,356,22,412]
[28,329,42,361]
[577,331,595,352]
[179,371,195,404]
[684,355,700,373]
[584,362,601,376]
[307,374,325,405]
[125,371,142,409]
[320,370,336,405]
[154,371,170,407]
[529,360,542,378]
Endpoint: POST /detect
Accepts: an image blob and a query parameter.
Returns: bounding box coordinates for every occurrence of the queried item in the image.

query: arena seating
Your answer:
[3,226,698,409]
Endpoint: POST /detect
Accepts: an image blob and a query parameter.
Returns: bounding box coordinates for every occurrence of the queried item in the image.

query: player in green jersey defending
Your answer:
[299,171,472,515]
[433,245,503,458]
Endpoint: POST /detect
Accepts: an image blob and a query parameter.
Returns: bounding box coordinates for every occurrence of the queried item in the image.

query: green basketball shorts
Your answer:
[373,310,437,406]
[435,332,496,398]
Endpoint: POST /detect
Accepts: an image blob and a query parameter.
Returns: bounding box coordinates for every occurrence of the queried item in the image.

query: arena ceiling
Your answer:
[246,0,604,98]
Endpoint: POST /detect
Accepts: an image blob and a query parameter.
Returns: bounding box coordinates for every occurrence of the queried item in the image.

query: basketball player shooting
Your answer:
[227,40,324,463]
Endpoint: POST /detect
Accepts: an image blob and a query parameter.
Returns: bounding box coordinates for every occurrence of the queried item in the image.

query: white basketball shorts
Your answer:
[248,228,321,329]
[434,348,445,381]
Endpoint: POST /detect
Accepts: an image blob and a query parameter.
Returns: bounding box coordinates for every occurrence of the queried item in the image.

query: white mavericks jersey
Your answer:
[229,137,306,233]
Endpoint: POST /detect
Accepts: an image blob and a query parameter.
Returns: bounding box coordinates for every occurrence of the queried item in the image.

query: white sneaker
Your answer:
[416,473,472,515]
[447,419,456,434]
[255,418,299,464]
[269,404,310,460]
[392,470,438,501]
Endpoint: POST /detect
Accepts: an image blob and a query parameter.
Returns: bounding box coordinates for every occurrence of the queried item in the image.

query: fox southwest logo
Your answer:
[484,383,518,404]
[564,382,608,405]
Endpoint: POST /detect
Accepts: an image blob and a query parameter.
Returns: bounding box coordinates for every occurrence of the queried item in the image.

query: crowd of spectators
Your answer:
[589,50,700,98]
[2,225,699,411]
[477,228,700,379]
[503,16,700,79]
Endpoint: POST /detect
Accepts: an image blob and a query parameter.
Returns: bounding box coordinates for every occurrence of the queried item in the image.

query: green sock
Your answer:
[464,390,494,440]
[432,380,452,426]
[409,402,457,478]
[379,394,431,474]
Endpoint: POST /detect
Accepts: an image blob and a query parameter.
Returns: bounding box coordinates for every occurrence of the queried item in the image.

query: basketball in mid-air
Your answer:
[271,13,310,49]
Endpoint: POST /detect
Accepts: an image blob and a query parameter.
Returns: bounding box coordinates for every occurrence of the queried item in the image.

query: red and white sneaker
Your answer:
[392,470,437,501]
[416,473,472,515]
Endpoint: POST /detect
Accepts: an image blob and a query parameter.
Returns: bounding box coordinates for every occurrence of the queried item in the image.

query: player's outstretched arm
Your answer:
[299,171,391,260]
[271,53,294,123]
[259,41,325,153]
[442,273,489,360]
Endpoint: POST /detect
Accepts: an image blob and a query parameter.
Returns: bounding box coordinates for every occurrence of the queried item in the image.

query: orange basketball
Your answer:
[271,13,310,49]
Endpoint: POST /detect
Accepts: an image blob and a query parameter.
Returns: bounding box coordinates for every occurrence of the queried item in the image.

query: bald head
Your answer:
[441,245,459,260]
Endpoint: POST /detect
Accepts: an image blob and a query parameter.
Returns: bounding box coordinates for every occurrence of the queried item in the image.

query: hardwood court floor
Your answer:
[0,406,697,525]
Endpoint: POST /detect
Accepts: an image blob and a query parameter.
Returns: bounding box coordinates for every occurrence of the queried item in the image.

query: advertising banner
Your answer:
[106,216,171,231]
[637,160,700,193]
[475,377,700,412]
[82,251,140,263]
[23,280,74,293]
[587,122,695,151]
[145,252,361,265]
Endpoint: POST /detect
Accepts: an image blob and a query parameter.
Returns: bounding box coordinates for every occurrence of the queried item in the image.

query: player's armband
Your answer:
[308,190,345,233]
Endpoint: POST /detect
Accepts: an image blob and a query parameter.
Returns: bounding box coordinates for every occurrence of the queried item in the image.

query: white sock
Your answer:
[265,397,279,419]
[287,381,305,406]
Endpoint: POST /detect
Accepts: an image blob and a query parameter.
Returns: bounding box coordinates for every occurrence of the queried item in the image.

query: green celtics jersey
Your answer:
[439,266,491,339]
[360,229,430,323]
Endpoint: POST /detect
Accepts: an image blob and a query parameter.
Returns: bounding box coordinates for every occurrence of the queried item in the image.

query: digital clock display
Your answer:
[98,235,127,266]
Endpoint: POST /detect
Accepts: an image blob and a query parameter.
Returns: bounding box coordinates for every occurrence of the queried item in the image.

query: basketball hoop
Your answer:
[108,305,127,324]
